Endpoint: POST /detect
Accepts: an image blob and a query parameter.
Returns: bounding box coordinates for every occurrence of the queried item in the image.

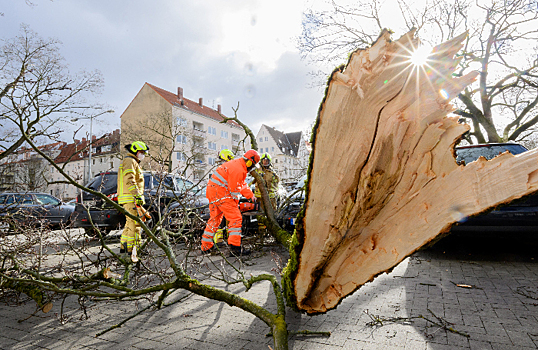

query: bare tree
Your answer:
[0,25,103,160]
[299,0,538,144]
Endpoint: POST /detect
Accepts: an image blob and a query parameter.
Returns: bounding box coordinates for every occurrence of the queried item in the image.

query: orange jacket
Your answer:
[208,158,254,200]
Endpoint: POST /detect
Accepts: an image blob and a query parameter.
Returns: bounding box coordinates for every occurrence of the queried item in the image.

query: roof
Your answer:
[55,129,120,164]
[145,83,240,128]
[0,141,66,165]
[264,125,302,156]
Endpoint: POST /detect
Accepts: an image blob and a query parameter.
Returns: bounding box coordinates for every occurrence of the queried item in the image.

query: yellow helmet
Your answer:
[126,141,149,154]
[218,149,235,161]
[260,153,272,164]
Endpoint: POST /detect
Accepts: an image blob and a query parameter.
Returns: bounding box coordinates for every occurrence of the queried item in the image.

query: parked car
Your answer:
[275,143,538,232]
[72,171,209,235]
[0,192,75,232]
[276,175,307,230]
[451,143,538,232]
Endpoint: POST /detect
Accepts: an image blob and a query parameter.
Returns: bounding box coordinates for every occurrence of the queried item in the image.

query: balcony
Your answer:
[193,127,206,138]
[194,159,207,168]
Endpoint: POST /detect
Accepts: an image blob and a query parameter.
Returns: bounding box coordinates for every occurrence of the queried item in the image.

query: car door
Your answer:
[12,194,44,225]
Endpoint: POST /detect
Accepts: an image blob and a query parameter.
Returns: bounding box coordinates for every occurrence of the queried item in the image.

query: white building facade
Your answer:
[121,83,248,185]
[255,124,311,184]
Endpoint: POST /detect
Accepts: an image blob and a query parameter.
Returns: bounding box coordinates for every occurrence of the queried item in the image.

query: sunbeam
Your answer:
[410,45,432,66]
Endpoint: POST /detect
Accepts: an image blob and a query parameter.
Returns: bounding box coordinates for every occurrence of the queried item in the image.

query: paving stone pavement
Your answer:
[1,236,537,350]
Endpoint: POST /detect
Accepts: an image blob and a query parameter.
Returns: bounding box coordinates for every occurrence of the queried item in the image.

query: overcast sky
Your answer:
[1,0,325,140]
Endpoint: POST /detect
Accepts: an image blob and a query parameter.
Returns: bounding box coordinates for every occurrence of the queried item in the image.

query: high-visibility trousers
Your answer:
[201,186,243,251]
[120,203,140,252]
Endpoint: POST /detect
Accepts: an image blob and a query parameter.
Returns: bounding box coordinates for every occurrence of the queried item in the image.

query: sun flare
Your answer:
[410,45,432,66]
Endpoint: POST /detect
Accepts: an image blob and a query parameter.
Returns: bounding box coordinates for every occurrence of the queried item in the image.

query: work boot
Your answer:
[119,242,128,254]
[229,244,251,257]
[201,246,215,256]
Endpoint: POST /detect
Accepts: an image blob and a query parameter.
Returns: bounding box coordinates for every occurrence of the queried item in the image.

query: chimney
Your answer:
[92,135,96,141]
[217,104,221,113]
[82,137,86,143]
[199,97,203,107]
[177,87,183,101]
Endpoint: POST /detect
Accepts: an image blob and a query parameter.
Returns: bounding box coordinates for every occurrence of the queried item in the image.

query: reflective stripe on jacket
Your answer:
[208,158,253,200]
[253,167,280,198]
[117,155,145,204]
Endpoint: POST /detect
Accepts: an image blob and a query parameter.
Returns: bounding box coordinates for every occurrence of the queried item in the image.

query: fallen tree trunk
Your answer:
[283,29,538,313]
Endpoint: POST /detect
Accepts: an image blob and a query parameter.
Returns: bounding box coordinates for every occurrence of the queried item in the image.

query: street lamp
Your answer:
[71,109,115,183]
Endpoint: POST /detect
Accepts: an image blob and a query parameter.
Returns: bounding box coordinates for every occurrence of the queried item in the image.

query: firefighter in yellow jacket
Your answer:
[118,141,149,260]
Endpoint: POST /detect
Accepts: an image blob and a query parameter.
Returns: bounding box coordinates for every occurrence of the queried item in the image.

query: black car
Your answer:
[0,192,75,232]
[276,143,538,232]
[73,171,209,235]
[452,143,538,232]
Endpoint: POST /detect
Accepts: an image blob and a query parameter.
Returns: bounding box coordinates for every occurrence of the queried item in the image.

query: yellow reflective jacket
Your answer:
[253,167,280,198]
[117,155,145,204]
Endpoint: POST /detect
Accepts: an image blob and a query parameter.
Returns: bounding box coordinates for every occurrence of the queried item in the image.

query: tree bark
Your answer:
[283,29,538,313]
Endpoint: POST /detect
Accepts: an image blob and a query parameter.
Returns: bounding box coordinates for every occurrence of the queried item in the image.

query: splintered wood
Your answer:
[292,30,538,313]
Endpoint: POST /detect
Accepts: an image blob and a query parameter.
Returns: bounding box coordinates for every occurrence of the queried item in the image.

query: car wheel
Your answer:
[84,227,109,237]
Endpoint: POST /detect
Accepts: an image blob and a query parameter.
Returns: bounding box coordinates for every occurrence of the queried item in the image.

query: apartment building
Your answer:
[0,142,66,193]
[255,124,311,184]
[49,129,121,199]
[120,83,247,183]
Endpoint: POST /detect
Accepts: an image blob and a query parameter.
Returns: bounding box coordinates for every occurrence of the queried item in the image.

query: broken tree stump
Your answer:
[284,29,538,313]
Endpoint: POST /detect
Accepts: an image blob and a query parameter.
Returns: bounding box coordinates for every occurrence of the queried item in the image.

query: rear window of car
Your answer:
[10,194,34,205]
[455,144,528,165]
[87,173,118,195]
[151,175,175,190]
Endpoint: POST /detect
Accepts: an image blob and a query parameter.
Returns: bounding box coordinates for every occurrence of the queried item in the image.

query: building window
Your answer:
[221,130,228,139]
[208,126,216,135]
[208,157,215,165]
[208,142,217,150]
[221,144,228,151]
[176,152,186,161]
[265,137,268,141]
[265,147,268,153]
[177,117,188,127]
[176,135,187,144]
[275,159,278,163]
[271,147,274,152]
[259,137,263,142]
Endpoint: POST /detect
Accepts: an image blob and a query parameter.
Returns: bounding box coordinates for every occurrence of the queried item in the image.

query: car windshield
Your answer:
[87,173,117,195]
[455,144,528,165]
[175,177,200,194]
[35,194,60,205]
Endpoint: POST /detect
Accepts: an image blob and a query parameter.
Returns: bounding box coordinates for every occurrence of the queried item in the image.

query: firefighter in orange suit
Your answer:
[201,149,260,256]
[118,141,149,261]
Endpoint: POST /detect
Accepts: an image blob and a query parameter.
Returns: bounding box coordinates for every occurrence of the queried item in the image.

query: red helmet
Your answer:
[243,149,260,165]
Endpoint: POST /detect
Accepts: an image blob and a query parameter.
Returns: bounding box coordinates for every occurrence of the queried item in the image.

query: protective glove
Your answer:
[134,195,144,206]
